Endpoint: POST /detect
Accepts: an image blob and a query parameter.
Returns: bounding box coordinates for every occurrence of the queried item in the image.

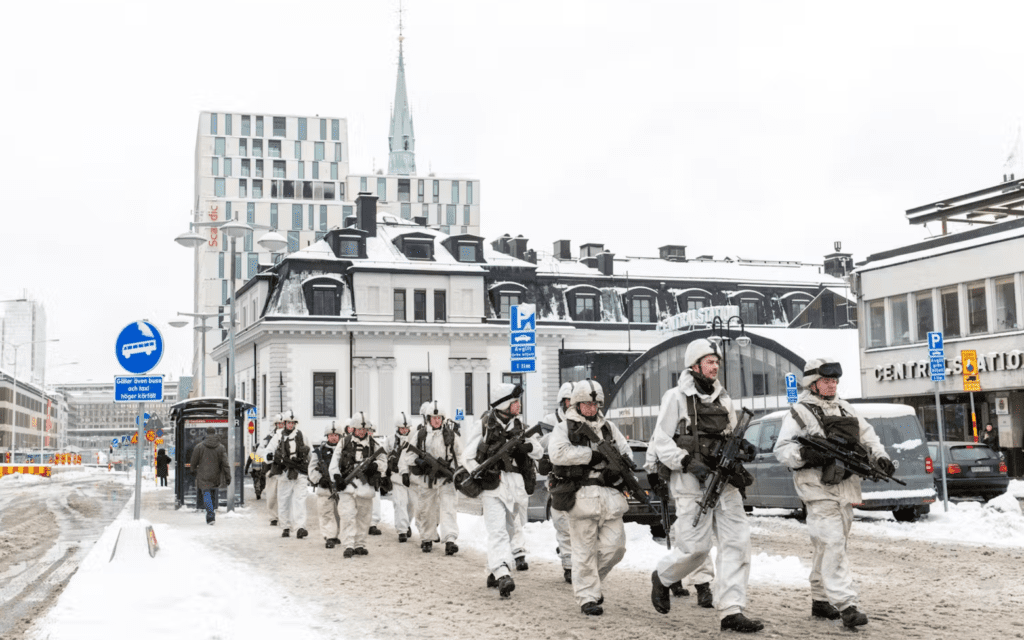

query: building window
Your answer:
[575,294,597,321]
[499,292,521,319]
[464,372,473,416]
[457,244,477,262]
[308,204,314,229]
[417,180,425,202]
[413,290,427,321]
[295,141,302,159]
[403,240,433,260]
[789,299,809,319]
[273,160,285,178]
[434,290,446,322]
[410,373,432,415]
[241,159,250,177]
[273,116,286,137]
[211,157,219,176]
[339,239,359,258]
[218,252,224,278]
[631,297,653,323]
[400,203,411,218]
[247,202,255,223]
[335,142,342,161]
[463,205,470,225]
[314,141,324,161]
[967,280,987,335]
[298,162,305,180]
[270,203,278,229]
[210,113,217,134]
[331,119,339,141]
[287,231,299,253]
[398,179,411,202]
[377,177,387,201]
[868,299,885,347]
[891,295,910,345]
[914,290,933,341]
[687,298,707,312]
[224,114,232,135]
[292,204,302,230]
[214,137,225,156]
[446,205,456,225]
[941,286,960,337]
[995,276,1018,331]
[312,285,336,315]
[221,158,231,176]
[467,181,474,205]
[451,181,460,204]
[330,162,338,180]
[268,140,281,158]
[319,205,327,230]
[360,176,367,192]
[214,178,225,197]
[252,180,262,199]
[324,182,336,200]
[239,138,247,156]
[394,289,406,321]
[241,115,250,136]
[247,252,258,278]
[254,159,263,178]
[432,180,439,203]
[739,299,758,325]
[319,118,327,140]
[238,179,247,198]
[252,140,262,157]
[313,372,336,417]
[312,162,319,179]
[255,116,263,137]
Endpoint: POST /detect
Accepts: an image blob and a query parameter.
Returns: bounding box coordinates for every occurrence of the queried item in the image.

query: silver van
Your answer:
[742,403,936,522]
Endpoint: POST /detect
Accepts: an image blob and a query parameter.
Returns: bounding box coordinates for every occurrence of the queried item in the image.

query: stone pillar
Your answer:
[377,358,396,441]
[353,357,374,418]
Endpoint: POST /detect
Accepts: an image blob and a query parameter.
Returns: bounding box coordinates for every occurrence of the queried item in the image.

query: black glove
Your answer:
[589,449,606,466]
[287,468,298,481]
[647,471,663,491]
[800,446,832,469]
[876,457,896,476]
[741,440,757,461]
[517,441,534,454]
[683,455,711,482]
[402,473,410,487]
[334,473,344,488]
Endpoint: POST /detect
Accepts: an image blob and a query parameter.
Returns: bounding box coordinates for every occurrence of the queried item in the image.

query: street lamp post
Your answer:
[709,316,750,390]
[170,312,224,397]
[175,214,286,512]
[3,339,59,461]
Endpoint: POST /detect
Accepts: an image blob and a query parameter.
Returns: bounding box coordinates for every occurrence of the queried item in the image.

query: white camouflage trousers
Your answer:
[276,474,307,531]
[655,484,750,619]
[481,492,521,579]
[314,487,340,540]
[806,499,857,610]
[338,493,373,550]
[266,473,280,520]
[552,507,573,569]
[566,486,628,607]
[416,481,459,543]
[371,490,381,527]
[391,482,417,534]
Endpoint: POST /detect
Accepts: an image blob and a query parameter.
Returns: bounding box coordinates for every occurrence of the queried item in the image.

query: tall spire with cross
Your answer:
[388,0,416,175]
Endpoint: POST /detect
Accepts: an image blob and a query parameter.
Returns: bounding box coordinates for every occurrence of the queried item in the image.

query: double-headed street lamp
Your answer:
[169,312,225,397]
[3,338,59,458]
[709,316,750,388]
[175,215,286,511]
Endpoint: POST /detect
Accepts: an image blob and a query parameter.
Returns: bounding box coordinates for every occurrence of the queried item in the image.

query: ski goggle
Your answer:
[808,362,843,379]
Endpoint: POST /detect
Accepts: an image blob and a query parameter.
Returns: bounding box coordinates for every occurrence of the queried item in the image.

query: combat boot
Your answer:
[368,526,382,535]
[343,547,354,558]
[421,540,432,553]
[325,539,336,549]
[398,533,408,543]
[720,613,764,633]
[486,573,498,588]
[497,575,515,597]
[354,547,368,555]
[696,582,713,608]
[281,529,290,538]
[651,571,671,614]
[563,568,572,584]
[581,601,603,616]
[670,581,689,597]
[445,541,459,556]
[841,606,868,629]
[296,528,308,539]
[270,519,278,526]
[811,600,841,620]
[515,556,529,571]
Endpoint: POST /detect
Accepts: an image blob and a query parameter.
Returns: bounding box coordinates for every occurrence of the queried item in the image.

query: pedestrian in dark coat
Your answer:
[190,428,230,524]
[156,448,172,487]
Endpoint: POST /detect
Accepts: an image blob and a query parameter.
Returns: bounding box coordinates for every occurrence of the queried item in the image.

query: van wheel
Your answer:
[893,505,927,522]
[793,503,807,522]
[743,505,753,513]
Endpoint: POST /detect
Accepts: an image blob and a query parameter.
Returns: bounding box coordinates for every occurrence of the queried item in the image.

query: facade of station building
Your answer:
[211,193,857,447]
[1,373,69,460]
[854,181,1024,474]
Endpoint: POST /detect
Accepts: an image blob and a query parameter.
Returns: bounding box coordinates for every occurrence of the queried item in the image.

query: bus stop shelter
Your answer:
[169,397,254,510]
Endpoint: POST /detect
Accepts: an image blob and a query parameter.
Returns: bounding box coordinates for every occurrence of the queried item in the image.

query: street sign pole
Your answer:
[134,402,144,519]
[928,331,949,513]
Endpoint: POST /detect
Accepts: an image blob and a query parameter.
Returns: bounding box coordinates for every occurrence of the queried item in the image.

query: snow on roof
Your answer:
[856,222,1024,272]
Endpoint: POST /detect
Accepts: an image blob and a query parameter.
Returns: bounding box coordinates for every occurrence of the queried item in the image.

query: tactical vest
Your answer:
[339,434,379,477]
[274,430,309,473]
[314,443,335,489]
[675,394,732,467]
[415,426,457,485]
[549,420,618,511]
[794,402,863,482]
[475,411,535,493]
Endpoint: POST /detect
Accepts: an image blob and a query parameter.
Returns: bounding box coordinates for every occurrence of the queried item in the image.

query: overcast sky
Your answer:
[2,0,1022,386]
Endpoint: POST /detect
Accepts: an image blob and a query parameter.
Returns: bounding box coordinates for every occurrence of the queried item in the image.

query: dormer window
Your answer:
[575,294,597,321]
[338,239,359,258]
[312,285,337,315]
[405,240,433,260]
[457,243,477,262]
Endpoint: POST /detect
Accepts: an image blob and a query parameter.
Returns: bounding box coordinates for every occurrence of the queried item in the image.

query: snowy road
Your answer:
[9,471,1024,640]
[0,472,130,638]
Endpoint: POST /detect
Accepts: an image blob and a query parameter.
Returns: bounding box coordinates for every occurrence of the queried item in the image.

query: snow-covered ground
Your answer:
[11,470,1024,640]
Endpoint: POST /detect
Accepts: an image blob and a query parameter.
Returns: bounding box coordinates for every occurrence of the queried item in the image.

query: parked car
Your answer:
[528,439,674,537]
[741,403,936,522]
[927,441,1008,501]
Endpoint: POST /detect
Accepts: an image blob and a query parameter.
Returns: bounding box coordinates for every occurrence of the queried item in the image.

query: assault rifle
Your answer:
[405,442,455,482]
[795,435,906,486]
[692,407,756,527]
[455,424,544,498]
[315,448,339,502]
[653,470,673,549]
[387,439,407,475]
[336,448,386,491]
[577,422,659,516]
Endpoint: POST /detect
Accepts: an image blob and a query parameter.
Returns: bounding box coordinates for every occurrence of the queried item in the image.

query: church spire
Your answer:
[388,3,416,176]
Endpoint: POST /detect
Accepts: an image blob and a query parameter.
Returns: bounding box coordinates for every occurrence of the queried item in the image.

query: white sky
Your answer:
[3,0,1024,384]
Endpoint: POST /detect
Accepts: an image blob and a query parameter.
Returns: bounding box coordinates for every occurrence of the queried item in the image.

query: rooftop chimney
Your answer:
[579,256,598,269]
[658,245,687,262]
[356,192,378,237]
[553,239,572,260]
[413,216,427,227]
[580,243,605,258]
[490,233,512,255]
[508,235,529,260]
[523,249,537,264]
[596,251,615,276]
